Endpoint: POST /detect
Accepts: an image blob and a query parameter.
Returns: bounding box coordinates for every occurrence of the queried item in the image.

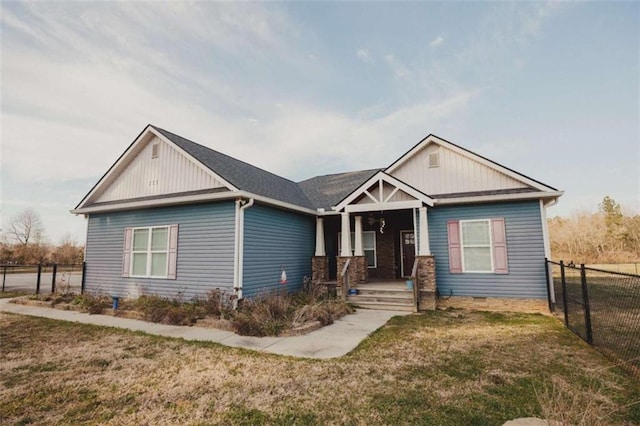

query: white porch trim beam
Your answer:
[384,187,400,203]
[340,212,352,257]
[418,206,430,255]
[333,171,434,212]
[315,217,326,257]
[345,200,422,213]
[354,216,364,256]
[363,190,378,203]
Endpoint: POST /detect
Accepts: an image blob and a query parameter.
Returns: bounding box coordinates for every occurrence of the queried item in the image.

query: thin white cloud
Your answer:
[356,48,373,63]
[385,54,412,79]
[430,36,444,47]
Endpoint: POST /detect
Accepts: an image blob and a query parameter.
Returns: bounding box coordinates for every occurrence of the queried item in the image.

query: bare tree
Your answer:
[51,233,84,265]
[8,208,44,246]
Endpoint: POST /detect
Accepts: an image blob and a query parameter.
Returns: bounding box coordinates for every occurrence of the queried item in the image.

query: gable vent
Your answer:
[428,152,439,168]
[151,143,159,159]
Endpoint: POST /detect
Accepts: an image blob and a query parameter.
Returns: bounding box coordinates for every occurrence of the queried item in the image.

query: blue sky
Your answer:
[1,1,638,244]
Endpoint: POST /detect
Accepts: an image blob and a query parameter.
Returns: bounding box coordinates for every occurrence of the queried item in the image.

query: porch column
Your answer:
[315,217,326,256]
[354,215,364,256]
[340,212,352,257]
[418,206,431,256]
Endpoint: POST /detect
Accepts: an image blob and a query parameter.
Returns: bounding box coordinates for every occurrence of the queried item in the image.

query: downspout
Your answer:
[540,199,554,303]
[234,198,254,301]
[83,215,89,262]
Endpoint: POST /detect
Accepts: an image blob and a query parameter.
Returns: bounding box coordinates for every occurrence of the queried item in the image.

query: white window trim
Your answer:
[130,225,170,278]
[459,219,494,273]
[338,231,377,268]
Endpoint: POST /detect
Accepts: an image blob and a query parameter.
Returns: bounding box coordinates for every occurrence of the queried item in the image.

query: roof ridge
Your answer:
[297,168,383,183]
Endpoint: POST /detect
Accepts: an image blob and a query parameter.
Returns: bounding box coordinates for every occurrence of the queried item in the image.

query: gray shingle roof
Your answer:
[297,169,381,210]
[153,126,315,209]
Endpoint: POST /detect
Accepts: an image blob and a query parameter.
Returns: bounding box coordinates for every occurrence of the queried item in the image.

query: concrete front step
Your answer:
[354,288,413,296]
[347,287,415,312]
[350,301,415,312]
[347,294,413,305]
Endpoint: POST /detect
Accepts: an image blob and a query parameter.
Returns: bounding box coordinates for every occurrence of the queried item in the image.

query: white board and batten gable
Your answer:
[385,135,560,199]
[75,126,236,211]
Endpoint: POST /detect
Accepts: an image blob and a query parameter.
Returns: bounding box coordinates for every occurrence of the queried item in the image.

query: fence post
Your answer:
[36,264,42,295]
[560,261,569,327]
[580,264,594,345]
[81,261,86,295]
[544,258,553,312]
[2,265,6,292]
[51,264,58,294]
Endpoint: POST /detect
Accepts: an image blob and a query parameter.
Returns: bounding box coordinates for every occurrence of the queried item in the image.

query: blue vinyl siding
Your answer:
[428,200,546,299]
[85,202,235,299]
[242,204,314,298]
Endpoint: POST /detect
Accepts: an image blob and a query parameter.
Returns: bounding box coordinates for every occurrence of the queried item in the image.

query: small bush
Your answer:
[131,295,203,325]
[76,294,111,315]
[199,289,235,318]
[43,287,352,335]
[232,291,292,336]
[229,289,353,336]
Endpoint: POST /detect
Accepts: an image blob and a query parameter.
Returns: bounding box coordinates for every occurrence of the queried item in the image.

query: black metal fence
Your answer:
[1,263,85,295]
[547,259,640,376]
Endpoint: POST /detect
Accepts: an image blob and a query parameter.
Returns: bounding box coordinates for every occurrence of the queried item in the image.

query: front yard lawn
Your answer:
[1,310,638,425]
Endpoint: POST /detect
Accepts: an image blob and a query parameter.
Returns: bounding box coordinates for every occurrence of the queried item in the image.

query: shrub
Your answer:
[132,295,203,326]
[58,287,353,335]
[200,289,235,318]
[228,289,354,336]
[76,294,111,315]
[291,300,355,327]
[231,291,293,337]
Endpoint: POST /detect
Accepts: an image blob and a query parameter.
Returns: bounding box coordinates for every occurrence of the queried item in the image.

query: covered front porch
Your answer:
[311,171,437,311]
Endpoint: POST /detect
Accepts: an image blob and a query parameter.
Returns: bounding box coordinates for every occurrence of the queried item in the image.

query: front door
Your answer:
[401,230,415,277]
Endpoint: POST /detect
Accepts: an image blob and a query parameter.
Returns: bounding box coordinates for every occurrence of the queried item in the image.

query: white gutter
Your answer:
[71,191,237,214]
[433,191,564,206]
[234,198,254,300]
[235,191,317,215]
[539,199,555,304]
[541,197,560,305]
[83,215,89,261]
[71,190,319,216]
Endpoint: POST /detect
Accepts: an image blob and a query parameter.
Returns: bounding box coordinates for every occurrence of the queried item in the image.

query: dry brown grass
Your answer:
[1,310,638,425]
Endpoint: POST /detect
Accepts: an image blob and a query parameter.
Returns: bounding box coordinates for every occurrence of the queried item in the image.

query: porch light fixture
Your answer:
[366,213,386,234]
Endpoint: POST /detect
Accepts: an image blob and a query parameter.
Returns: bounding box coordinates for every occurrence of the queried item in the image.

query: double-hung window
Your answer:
[338,231,377,268]
[132,227,169,278]
[447,218,508,274]
[460,220,492,272]
[123,224,178,279]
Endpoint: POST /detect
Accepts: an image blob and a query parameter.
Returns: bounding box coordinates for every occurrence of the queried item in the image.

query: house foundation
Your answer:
[436,297,550,314]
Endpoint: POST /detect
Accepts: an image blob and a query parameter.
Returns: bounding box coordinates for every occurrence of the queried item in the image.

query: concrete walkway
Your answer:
[0,298,408,359]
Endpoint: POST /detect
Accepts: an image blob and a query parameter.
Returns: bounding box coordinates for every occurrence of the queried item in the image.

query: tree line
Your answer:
[549,196,640,264]
[1,208,83,265]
